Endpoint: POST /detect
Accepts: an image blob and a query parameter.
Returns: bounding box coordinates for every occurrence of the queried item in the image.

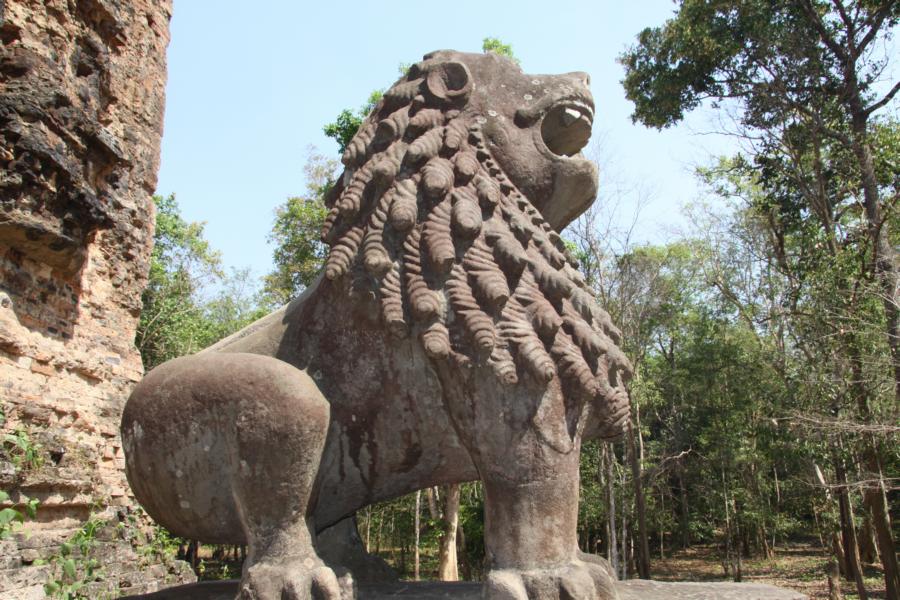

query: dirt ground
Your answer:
[191,541,889,600]
[649,544,888,600]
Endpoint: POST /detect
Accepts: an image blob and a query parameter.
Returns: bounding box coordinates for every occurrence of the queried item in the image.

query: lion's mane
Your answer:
[320,56,631,438]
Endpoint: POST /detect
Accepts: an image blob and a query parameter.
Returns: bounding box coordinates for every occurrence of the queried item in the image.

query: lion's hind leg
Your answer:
[122,352,342,600]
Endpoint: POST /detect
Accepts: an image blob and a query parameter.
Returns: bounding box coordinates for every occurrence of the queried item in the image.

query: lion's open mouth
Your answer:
[540,100,593,157]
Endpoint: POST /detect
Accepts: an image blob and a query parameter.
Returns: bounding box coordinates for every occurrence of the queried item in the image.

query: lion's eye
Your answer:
[540,103,593,157]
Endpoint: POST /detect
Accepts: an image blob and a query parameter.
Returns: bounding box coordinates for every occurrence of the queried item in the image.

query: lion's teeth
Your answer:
[562,107,581,126]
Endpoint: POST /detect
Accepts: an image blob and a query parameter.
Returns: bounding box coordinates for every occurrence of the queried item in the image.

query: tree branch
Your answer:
[831,0,854,35]
[855,2,895,57]
[799,0,849,63]
[864,79,900,117]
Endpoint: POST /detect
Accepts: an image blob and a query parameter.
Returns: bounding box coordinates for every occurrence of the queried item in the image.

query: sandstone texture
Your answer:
[0,0,193,596]
[123,51,630,600]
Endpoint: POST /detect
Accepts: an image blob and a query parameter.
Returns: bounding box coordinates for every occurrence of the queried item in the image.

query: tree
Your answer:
[323,90,384,154]
[569,168,703,579]
[437,484,461,581]
[262,149,338,305]
[621,4,899,595]
[137,194,223,369]
[620,0,899,399]
[482,37,519,63]
[137,195,265,369]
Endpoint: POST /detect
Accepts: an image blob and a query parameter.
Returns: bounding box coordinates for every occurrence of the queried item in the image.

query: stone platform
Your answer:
[121,579,807,599]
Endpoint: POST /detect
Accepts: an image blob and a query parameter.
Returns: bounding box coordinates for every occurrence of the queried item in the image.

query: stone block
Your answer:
[3,583,46,600]
[0,564,51,592]
[28,361,55,377]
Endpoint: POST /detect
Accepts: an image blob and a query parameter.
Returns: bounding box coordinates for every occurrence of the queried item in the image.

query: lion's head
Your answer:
[320,50,631,439]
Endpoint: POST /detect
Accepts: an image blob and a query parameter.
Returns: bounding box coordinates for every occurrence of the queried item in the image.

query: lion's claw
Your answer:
[485,558,618,600]
[238,559,344,600]
[486,570,531,600]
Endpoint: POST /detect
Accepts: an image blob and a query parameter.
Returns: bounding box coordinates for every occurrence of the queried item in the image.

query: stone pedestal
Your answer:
[120,579,808,600]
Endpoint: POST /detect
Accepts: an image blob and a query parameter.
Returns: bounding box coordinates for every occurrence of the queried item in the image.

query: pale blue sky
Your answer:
[156,0,734,277]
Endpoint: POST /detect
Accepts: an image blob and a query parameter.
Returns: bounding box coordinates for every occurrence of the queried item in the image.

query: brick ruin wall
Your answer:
[0,1,194,597]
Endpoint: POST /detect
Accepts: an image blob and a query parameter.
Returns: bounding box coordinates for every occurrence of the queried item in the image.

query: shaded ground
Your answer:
[650,544,887,600]
[181,541,889,600]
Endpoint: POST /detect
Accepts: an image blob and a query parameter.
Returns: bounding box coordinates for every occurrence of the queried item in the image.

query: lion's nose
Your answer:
[565,71,591,88]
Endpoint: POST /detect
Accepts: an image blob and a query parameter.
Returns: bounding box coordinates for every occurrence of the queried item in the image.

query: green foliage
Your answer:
[264,197,328,304]
[262,150,339,305]
[323,90,384,154]
[137,195,264,368]
[619,0,899,129]
[0,408,42,540]
[140,522,185,559]
[619,7,899,583]
[203,267,269,340]
[323,109,362,155]
[3,428,44,472]
[482,37,519,63]
[44,517,106,599]
[137,194,222,368]
[0,489,38,540]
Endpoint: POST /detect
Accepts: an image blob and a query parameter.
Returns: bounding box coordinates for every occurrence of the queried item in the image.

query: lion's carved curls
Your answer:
[321,57,631,438]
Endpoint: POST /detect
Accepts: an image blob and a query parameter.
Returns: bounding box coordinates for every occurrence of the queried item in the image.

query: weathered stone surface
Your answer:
[0,0,194,596]
[121,579,809,600]
[123,51,632,600]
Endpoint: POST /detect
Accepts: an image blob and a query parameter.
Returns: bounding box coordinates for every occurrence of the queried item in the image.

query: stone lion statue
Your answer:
[122,50,632,600]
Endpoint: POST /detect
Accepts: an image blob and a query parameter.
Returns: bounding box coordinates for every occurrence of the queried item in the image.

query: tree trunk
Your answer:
[364,506,371,551]
[828,560,843,600]
[836,40,899,598]
[721,471,739,582]
[414,490,422,581]
[847,335,900,600]
[627,420,651,579]
[437,484,461,581]
[861,457,899,600]
[733,500,743,583]
[834,444,868,600]
[458,515,471,581]
[606,443,619,575]
[858,508,879,565]
[620,483,628,580]
[659,484,666,559]
[849,120,900,407]
[848,114,899,599]
[427,487,441,521]
[389,509,396,564]
[677,465,690,549]
[832,533,847,580]
[375,507,384,555]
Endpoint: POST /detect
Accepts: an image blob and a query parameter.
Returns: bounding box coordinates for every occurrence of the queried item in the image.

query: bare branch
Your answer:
[776,413,900,436]
[864,79,900,117]
[805,477,900,492]
[855,2,895,58]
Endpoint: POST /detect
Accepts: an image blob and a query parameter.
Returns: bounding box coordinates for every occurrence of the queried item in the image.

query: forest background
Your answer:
[137,3,900,600]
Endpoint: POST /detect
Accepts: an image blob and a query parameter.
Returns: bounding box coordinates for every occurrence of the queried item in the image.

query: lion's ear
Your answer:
[425,61,472,102]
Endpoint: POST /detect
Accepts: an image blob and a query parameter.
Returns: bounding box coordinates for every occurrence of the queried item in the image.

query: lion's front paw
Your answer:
[237,558,344,600]
[485,559,618,600]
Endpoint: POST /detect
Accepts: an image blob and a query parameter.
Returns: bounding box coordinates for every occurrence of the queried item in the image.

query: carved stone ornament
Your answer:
[122,50,633,600]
